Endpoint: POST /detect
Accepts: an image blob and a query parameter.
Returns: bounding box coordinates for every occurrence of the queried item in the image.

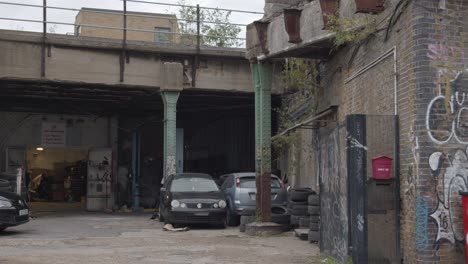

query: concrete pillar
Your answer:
[161,62,183,181]
[162,91,179,180]
[251,62,273,222]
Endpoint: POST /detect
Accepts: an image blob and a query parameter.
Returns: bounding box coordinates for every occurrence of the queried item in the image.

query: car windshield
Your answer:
[239,177,282,188]
[170,177,219,192]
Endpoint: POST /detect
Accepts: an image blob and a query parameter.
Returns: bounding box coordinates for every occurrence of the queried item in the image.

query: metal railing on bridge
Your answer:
[0,0,263,48]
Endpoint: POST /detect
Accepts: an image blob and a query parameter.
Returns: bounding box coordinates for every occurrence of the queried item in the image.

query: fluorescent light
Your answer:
[36,147,44,151]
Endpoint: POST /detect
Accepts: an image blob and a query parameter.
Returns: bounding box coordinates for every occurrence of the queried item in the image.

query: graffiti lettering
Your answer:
[429,148,468,244]
[426,70,468,145]
[415,196,429,252]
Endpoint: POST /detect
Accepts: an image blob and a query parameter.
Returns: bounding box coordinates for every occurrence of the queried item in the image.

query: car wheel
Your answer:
[158,205,164,222]
[226,207,240,226]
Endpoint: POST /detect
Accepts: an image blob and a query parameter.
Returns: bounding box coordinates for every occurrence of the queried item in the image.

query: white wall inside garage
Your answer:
[0,111,118,172]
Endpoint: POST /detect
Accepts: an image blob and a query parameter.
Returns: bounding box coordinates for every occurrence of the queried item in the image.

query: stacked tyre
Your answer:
[288,188,315,229]
[239,206,290,232]
[307,193,320,243]
[0,179,12,192]
[0,173,27,199]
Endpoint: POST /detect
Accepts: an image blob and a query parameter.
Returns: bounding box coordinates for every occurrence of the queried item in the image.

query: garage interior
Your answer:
[0,78,274,212]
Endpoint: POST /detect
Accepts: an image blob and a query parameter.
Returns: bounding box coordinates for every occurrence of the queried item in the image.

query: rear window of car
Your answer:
[239,177,282,188]
[170,177,219,192]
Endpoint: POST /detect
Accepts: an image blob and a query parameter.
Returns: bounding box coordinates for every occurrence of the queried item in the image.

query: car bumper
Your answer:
[167,208,226,224]
[0,208,30,227]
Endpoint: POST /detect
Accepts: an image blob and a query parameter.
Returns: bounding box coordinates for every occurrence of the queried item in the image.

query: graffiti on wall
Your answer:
[429,149,467,244]
[415,196,430,251]
[426,69,468,145]
[320,127,348,263]
[425,41,468,245]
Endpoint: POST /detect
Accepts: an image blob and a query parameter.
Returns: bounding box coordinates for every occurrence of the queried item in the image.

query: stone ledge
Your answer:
[245,222,283,236]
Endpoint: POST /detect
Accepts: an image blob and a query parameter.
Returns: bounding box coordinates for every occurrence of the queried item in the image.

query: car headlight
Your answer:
[213,203,219,208]
[171,200,180,208]
[0,198,12,208]
[180,203,186,208]
[218,200,226,208]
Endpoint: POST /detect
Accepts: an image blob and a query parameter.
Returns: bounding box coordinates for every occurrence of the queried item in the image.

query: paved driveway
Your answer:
[0,212,319,264]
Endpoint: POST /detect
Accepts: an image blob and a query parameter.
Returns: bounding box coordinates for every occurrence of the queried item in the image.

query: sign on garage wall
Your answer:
[41,122,66,147]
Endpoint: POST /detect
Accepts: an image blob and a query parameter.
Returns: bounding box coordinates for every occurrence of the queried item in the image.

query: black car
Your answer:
[0,190,29,231]
[159,173,227,227]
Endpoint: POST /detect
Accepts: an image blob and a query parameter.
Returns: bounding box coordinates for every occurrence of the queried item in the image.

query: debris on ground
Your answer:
[163,224,189,232]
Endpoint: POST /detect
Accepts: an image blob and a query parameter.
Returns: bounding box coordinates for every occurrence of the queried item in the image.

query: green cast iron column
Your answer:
[252,64,261,178]
[251,62,273,222]
[162,91,180,181]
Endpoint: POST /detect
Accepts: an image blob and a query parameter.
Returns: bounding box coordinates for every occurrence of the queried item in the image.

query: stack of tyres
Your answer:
[307,193,320,243]
[0,179,12,192]
[239,206,291,232]
[0,173,27,199]
[289,188,315,241]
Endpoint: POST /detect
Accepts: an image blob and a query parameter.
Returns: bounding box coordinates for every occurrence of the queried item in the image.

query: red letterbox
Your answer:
[371,156,393,180]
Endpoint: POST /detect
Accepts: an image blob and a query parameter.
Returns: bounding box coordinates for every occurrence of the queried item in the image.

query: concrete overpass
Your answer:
[0,29,254,93]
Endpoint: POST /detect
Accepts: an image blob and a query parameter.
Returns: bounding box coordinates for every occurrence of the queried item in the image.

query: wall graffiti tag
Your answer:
[429,149,467,244]
[415,196,429,251]
[320,127,348,263]
[425,40,468,246]
[427,44,464,63]
[426,70,468,145]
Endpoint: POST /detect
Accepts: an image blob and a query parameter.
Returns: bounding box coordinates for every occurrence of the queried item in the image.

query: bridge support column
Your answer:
[162,91,179,180]
[161,62,183,182]
[251,62,273,222]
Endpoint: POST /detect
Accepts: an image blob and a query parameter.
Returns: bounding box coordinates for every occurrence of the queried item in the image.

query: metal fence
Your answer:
[0,0,263,48]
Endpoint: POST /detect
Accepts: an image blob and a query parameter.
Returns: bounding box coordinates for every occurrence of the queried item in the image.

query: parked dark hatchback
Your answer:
[159,173,227,227]
[0,190,29,231]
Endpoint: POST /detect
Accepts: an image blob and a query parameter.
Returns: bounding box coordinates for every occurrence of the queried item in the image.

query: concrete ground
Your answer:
[0,203,320,264]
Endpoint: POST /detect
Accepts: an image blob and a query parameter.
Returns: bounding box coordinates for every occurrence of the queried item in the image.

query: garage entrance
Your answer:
[0,79,262,214]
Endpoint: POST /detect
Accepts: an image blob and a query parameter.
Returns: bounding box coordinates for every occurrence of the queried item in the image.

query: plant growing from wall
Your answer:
[326,13,378,47]
[272,58,319,155]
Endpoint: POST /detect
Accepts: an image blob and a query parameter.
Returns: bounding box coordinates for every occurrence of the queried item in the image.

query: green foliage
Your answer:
[272,58,318,154]
[280,58,316,95]
[177,0,242,47]
[327,14,377,47]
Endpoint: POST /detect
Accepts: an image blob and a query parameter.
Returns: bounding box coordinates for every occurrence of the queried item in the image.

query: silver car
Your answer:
[220,172,287,226]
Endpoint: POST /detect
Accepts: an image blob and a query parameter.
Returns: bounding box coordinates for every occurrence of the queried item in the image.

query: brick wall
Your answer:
[75,9,179,43]
[249,0,467,261]
[408,0,468,263]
